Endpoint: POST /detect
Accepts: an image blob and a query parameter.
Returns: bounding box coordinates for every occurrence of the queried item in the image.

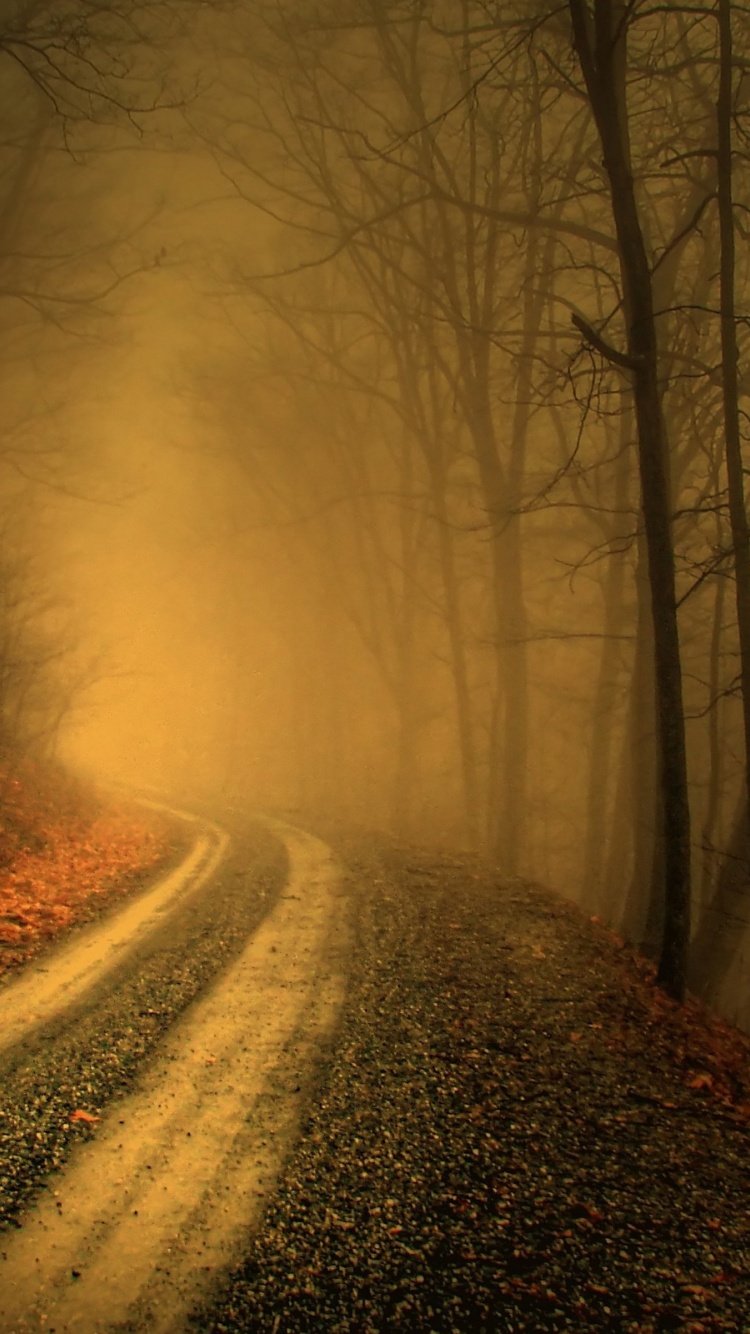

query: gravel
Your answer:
[194,826,750,1334]
[0,813,288,1232]
[2,811,749,1333]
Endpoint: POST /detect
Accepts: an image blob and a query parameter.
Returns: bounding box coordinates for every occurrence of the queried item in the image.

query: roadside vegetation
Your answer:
[0,757,180,979]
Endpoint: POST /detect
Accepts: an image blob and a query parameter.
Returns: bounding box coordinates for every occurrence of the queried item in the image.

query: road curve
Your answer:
[0,801,229,1057]
[0,817,348,1334]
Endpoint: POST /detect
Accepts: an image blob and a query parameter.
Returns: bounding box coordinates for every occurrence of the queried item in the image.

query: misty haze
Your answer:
[0,2,749,1331]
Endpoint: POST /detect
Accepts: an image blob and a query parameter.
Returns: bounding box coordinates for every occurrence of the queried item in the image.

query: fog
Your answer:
[2,0,749,1025]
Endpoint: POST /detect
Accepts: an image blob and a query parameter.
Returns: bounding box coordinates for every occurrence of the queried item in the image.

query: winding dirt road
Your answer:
[0,810,348,1333]
[0,803,229,1059]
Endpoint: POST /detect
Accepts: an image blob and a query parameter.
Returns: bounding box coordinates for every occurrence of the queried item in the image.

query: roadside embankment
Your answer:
[0,762,189,981]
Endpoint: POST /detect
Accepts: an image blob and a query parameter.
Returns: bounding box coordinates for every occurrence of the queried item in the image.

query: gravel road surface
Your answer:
[196,824,750,1334]
[2,807,750,1334]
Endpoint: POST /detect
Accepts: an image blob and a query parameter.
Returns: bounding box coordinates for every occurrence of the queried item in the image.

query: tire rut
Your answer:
[0,819,348,1333]
[0,802,228,1057]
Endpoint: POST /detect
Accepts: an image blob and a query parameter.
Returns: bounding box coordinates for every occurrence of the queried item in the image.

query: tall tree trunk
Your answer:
[569,0,692,998]
[700,564,727,909]
[582,412,632,910]
[688,0,750,998]
[717,0,750,822]
[689,797,749,996]
[496,234,540,876]
[392,433,420,838]
[473,431,512,866]
[474,228,543,873]
[617,535,659,938]
[428,467,481,846]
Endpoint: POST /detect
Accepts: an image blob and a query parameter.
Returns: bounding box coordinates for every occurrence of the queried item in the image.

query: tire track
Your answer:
[0,819,348,1333]
[0,803,229,1057]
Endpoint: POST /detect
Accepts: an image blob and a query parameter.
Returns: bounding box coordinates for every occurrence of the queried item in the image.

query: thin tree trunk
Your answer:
[618,536,659,938]
[473,248,539,873]
[429,471,481,846]
[717,0,750,823]
[689,797,749,995]
[700,569,727,908]
[392,434,419,838]
[583,566,627,911]
[582,412,632,909]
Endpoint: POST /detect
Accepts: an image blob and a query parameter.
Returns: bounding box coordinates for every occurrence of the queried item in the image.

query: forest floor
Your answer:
[0,760,185,980]
[0,790,749,1333]
[196,821,750,1334]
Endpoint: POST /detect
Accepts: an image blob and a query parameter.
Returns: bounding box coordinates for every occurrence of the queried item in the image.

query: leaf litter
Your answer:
[0,761,181,978]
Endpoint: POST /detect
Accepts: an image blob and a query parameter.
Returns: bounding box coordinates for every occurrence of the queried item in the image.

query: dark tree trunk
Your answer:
[618,537,659,939]
[700,569,727,908]
[582,411,633,910]
[569,0,692,999]
[688,0,750,1002]
[689,798,750,995]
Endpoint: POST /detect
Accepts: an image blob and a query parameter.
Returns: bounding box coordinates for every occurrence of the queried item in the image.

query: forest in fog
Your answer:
[1,0,750,1019]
